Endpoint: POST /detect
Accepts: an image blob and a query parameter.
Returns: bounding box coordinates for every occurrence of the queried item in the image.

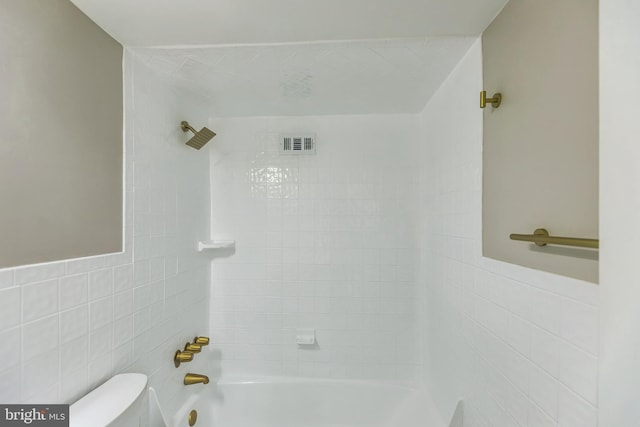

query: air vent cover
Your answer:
[280,134,316,155]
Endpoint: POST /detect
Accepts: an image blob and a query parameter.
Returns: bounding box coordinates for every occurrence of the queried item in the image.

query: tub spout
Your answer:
[184,373,209,385]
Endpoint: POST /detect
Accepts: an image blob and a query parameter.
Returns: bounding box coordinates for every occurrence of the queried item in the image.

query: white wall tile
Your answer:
[505,383,529,427]
[59,366,88,405]
[114,264,134,292]
[89,268,114,301]
[88,352,112,390]
[507,314,532,357]
[22,279,58,323]
[90,297,114,332]
[0,287,21,332]
[0,327,21,372]
[557,386,597,427]
[60,336,88,377]
[59,274,88,311]
[114,290,134,320]
[0,368,21,403]
[15,263,64,286]
[530,326,560,378]
[529,365,559,420]
[527,401,557,427]
[65,256,107,276]
[208,115,420,380]
[474,296,508,340]
[0,269,14,290]
[22,352,59,402]
[113,341,134,373]
[113,316,133,347]
[89,325,113,361]
[528,289,562,335]
[560,298,598,355]
[558,343,598,405]
[22,314,59,361]
[60,306,89,345]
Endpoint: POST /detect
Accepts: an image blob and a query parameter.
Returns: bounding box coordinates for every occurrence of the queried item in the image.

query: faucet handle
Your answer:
[194,336,209,346]
[185,342,202,353]
[174,350,194,368]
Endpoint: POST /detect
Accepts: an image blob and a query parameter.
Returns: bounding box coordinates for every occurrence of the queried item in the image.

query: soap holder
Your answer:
[197,240,236,252]
[296,329,316,345]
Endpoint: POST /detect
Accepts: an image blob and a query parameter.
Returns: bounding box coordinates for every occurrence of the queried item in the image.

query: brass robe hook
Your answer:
[480,91,502,108]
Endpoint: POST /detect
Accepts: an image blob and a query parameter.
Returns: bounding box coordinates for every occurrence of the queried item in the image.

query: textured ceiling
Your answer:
[70,0,508,46]
[132,38,478,117]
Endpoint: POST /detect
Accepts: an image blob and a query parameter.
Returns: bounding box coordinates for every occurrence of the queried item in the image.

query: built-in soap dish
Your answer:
[197,240,235,251]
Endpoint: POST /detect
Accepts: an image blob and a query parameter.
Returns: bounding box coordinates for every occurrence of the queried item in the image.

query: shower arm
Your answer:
[181,121,198,135]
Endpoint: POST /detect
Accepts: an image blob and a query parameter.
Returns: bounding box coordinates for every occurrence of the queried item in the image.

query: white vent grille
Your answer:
[280,134,316,155]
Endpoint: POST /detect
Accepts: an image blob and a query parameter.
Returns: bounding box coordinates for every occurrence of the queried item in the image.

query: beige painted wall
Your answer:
[0,0,123,268]
[482,0,599,282]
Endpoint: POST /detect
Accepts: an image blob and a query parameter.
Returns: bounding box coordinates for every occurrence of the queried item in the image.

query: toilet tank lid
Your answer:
[70,373,147,427]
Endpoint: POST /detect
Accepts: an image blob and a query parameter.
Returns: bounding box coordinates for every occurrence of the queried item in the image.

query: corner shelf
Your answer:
[197,240,236,252]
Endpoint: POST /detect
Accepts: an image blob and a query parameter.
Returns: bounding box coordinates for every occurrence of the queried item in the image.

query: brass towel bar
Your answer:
[510,228,599,249]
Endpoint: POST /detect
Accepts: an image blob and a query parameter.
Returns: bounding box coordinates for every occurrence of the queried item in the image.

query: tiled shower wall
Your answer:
[0,50,211,410]
[208,115,421,380]
[419,40,600,426]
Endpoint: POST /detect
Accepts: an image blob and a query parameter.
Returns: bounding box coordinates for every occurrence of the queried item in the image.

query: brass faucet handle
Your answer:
[194,336,210,346]
[185,342,202,353]
[174,350,194,368]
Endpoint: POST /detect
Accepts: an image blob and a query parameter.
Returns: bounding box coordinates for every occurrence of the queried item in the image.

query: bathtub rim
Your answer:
[167,375,447,427]
[214,374,426,389]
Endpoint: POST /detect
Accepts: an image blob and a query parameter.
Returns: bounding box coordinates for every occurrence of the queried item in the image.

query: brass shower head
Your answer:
[181,121,216,150]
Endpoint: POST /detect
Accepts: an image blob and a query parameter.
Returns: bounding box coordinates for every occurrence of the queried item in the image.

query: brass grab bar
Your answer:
[510,228,599,249]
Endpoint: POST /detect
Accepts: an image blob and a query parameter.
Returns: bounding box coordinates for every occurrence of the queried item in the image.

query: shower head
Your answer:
[181,121,216,150]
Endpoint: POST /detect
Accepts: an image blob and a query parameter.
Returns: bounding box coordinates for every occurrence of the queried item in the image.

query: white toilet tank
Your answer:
[70,373,148,427]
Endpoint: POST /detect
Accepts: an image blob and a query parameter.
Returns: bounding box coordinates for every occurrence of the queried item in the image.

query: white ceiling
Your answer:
[132,38,477,116]
[70,0,508,46]
[70,0,508,116]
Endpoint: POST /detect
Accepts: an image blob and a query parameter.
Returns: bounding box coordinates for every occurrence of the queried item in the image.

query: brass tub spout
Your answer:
[184,373,209,385]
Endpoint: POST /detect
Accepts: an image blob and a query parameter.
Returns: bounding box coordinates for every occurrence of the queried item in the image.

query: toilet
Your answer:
[70,373,148,427]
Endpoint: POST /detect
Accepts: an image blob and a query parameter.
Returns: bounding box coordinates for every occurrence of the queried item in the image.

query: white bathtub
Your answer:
[167,377,446,427]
